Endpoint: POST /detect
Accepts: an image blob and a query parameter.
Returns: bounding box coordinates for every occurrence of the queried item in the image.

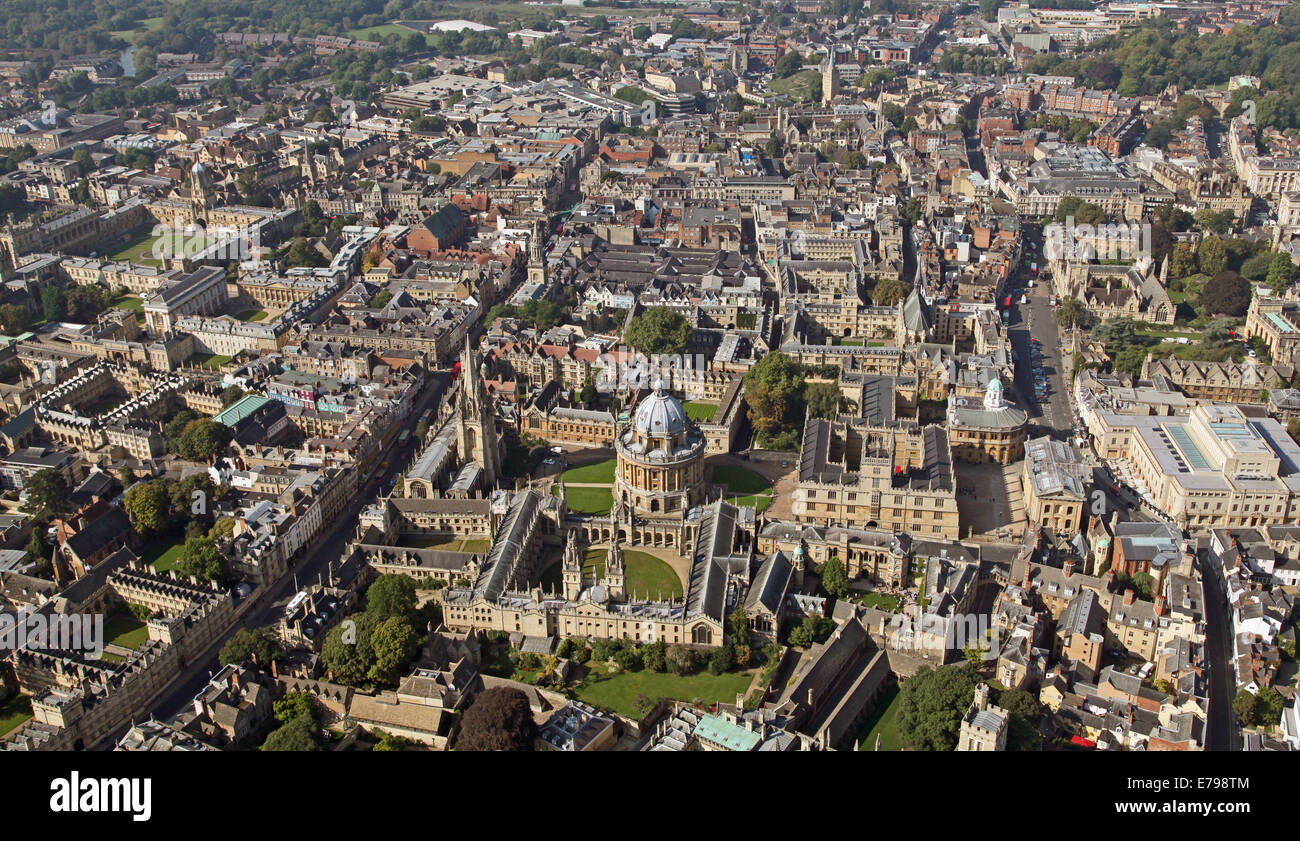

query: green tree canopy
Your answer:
[896,663,982,751]
[456,686,537,751]
[624,307,692,356]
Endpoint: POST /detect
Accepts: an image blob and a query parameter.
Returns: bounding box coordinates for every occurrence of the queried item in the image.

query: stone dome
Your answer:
[633,380,688,437]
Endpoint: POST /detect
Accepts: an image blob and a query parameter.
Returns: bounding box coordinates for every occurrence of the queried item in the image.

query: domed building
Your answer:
[946,377,1029,465]
[615,381,707,516]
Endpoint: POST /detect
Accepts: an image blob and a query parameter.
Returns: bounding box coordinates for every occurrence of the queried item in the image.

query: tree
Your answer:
[1197,236,1228,276]
[178,419,232,462]
[320,611,379,685]
[727,608,750,648]
[456,686,537,750]
[42,285,66,322]
[773,50,803,78]
[624,307,691,356]
[175,536,225,583]
[261,715,320,751]
[871,277,912,306]
[1234,688,1261,727]
[26,529,49,567]
[366,574,418,622]
[641,640,666,672]
[743,351,807,437]
[123,480,171,538]
[980,0,1000,21]
[1056,297,1085,329]
[219,385,246,407]
[708,644,735,675]
[0,304,31,335]
[1200,271,1251,317]
[273,692,315,726]
[805,381,842,420]
[1131,571,1155,600]
[24,469,69,515]
[368,615,421,684]
[819,557,849,599]
[996,687,1043,751]
[896,663,982,751]
[788,614,834,647]
[219,626,281,667]
[1266,253,1298,293]
[665,643,698,676]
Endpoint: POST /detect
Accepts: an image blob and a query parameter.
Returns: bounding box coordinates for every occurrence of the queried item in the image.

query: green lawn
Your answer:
[539,548,683,599]
[852,592,901,611]
[0,694,32,736]
[683,402,718,422]
[190,353,234,371]
[346,22,420,40]
[559,459,617,484]
[110,231,164,266]
[711,465,770,495]
[140,539,184,573]
[856,683,902,751]
[103,611,149,650]
[111,15,164,38]
[112,294,144,312]
[726,494,772,513]
[234,309,268,322]
[574,668,754,718]
[554,485,613,515]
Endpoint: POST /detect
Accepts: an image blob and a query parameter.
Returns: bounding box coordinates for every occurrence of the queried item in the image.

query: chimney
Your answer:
[1103,569,1116,591]
[1154,594,1167,616]
[1063,559,1075,578]
[1123,588,1135,606]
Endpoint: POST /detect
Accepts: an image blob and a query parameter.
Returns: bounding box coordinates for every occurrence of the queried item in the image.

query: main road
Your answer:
[137,370,456,730]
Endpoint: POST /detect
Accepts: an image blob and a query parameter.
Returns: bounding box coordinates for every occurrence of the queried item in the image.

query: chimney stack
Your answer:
[1123,588,1135,606]
[1154,594,1167,616]
[1063,559,1075,578]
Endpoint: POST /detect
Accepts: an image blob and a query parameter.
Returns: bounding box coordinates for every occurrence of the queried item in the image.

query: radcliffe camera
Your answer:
[0,0,1295,789]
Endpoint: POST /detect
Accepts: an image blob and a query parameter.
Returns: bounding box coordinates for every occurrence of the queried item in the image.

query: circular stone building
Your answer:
[615,381,707,516]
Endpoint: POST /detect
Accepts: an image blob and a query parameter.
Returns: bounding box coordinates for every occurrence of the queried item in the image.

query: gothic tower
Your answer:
[456,336,501,487]
[562,530,584,600]
[822,51,840,107]
[527,219,547,286]
[190,162,213,225]
[605,526,626,602]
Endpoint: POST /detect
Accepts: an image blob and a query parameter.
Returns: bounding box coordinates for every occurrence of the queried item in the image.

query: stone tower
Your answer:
[190,162,214,225]
[605,527,626,602]
[562,530,584,600]
[527,219,547,286]
[822,51,840,106]
[456,336,501,488]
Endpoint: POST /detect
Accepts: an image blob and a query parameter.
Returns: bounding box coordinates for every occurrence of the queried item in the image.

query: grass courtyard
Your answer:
[0,694,32,737]
[558,459,617,484]
[189,353,234,371]
[112,294,144,312]
[711,464,773,512]
[856,683,902,751]
[539,548,683,599]
[396,536,491,553]
[234,309,269,322]
[683,402,718,422]
[140,539,184,573]
[554,484,614,515]
[769,68,821,101]
[574,668,754,719]
[102,611,149,651]
[109,231,164,267]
